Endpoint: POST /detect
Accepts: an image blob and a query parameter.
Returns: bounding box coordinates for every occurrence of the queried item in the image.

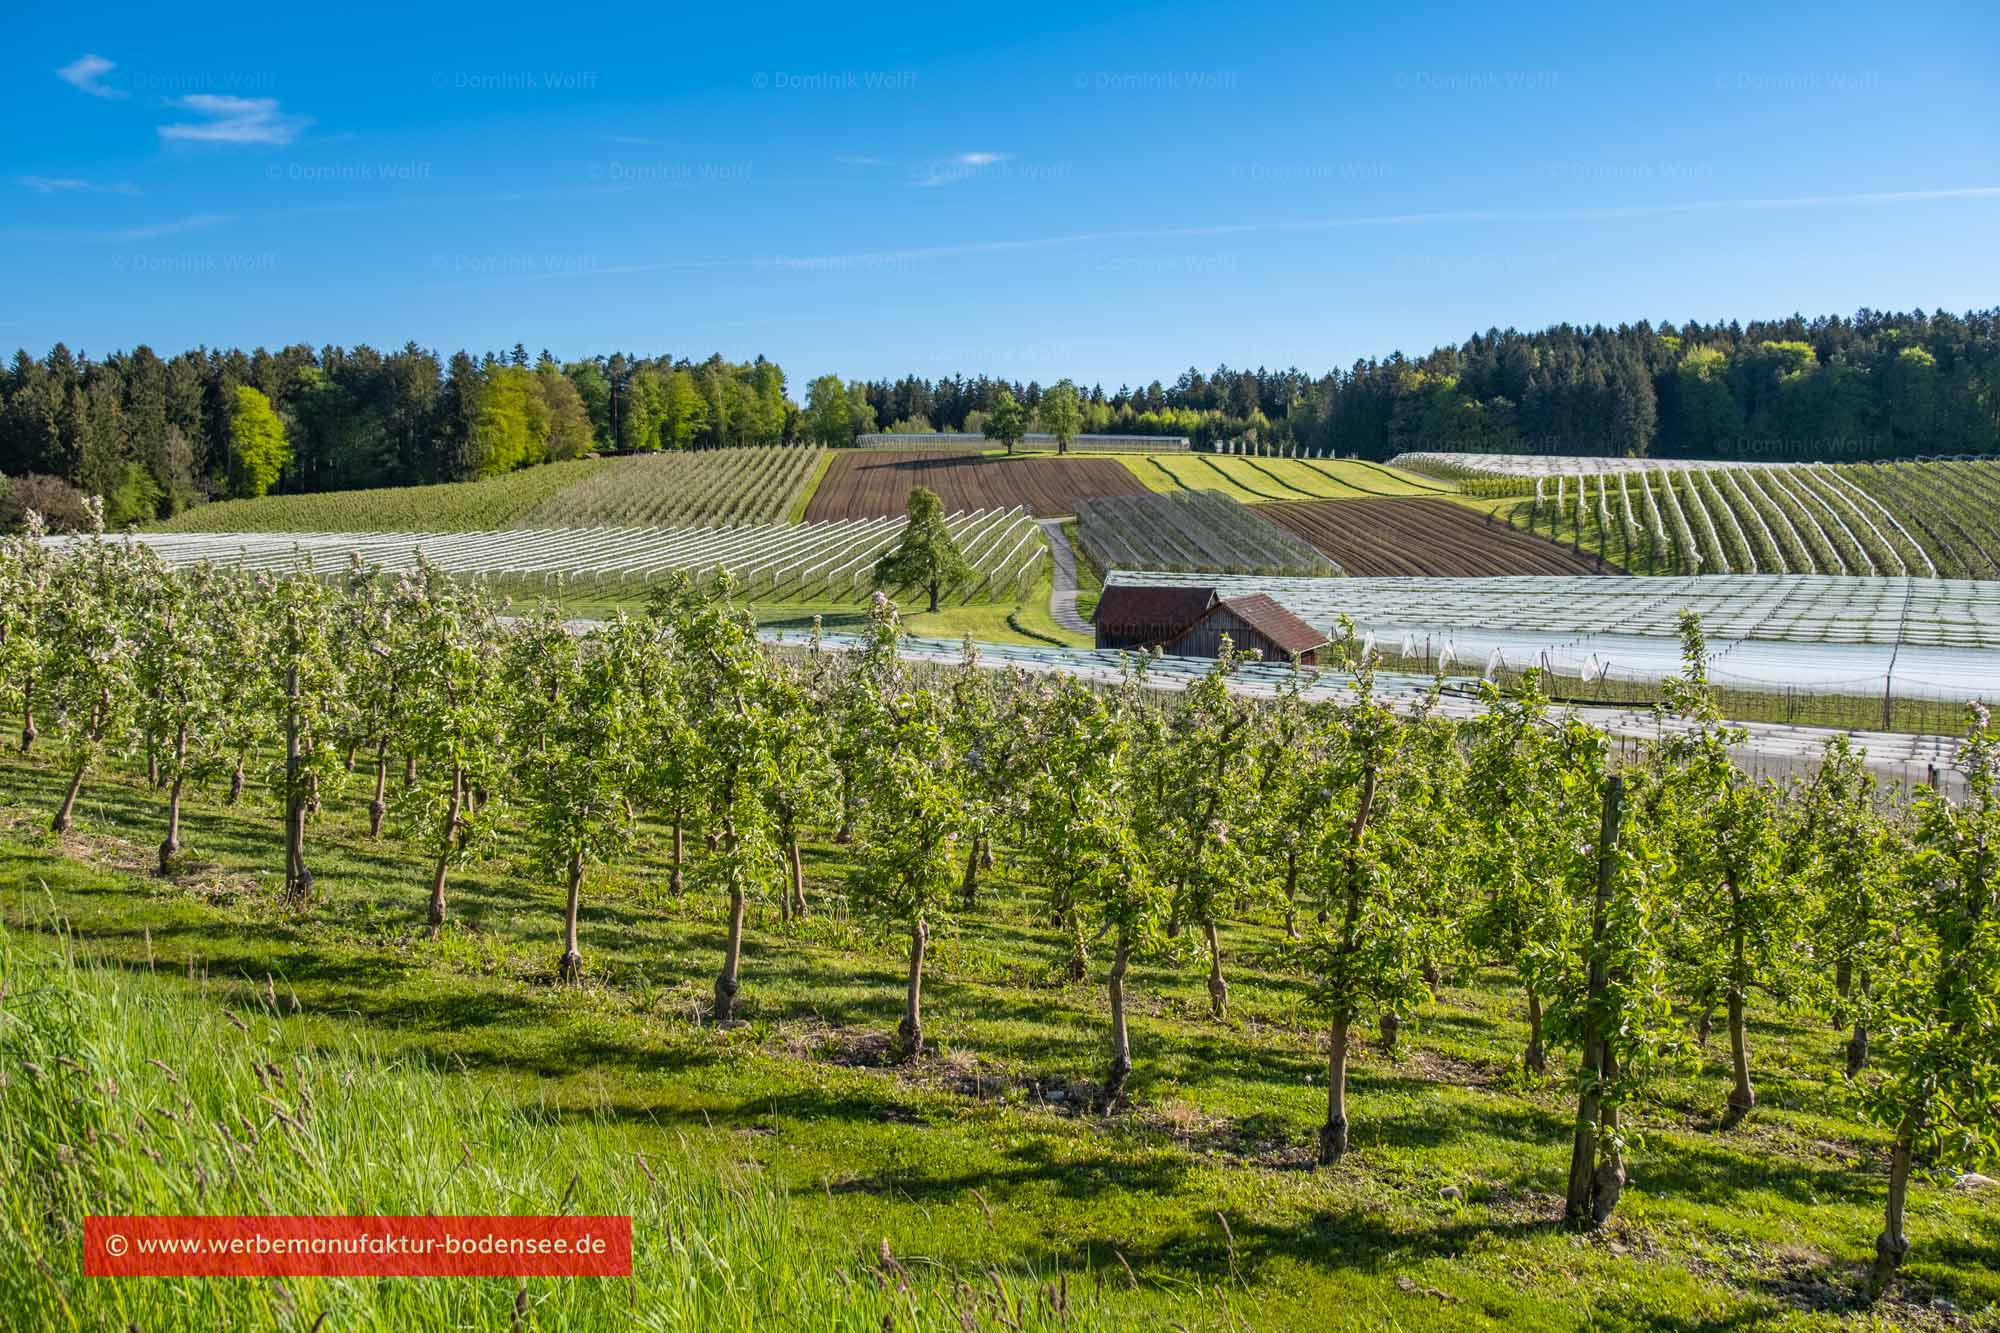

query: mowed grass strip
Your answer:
[0,749,1993,1329]
[1261,498,1618,576]
[802,451,1148,520]
[145,459,610,533]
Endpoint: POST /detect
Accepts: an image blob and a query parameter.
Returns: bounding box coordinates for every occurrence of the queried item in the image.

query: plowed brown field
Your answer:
[1262,499,1618,576]
[802,451,1148,520]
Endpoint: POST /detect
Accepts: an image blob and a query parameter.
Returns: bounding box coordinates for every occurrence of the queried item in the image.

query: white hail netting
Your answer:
[1101,569,2000,703]
[43,510,1049,593]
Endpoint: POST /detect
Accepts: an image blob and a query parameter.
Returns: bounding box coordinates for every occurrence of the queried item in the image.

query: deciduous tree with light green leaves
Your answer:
[227,385,292,499]
[1860,706,2000,1291]
[983,388,1029,456]
[1018,673,1163,1104]
[846,601,967,1058]
[391,561,508,936]
[872,485,973,613]
[1037,379,1082,455]
[1648,613,1809,1125]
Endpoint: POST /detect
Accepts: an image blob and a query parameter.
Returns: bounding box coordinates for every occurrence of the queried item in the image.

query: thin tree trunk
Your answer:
[368,739,388,837]
[283,657,311,907]
[1204,918,1228,1020]
[1524,986,1546,1074]
[670,817,685,895]
[1318,1018,1351,1165]
[158,722,188,875]
[1872,1121,1917,1291]
[960,837,982,908]
[229,753,245,804]
[1591,1044,1627,1224]
[1846,969,1870,1076]
[146,732,159,787]
[1283,850,1299,939]
[898,915,928,1059]
[19,683,35,751]
[1104,933,1132,1104]
[52,761,87,834]
[1725,982,1754,1120]
[403,752,417,788]
[1064,909,1089,983]
[714,883,746,1020]
[558,852,583,983]
[427,765,462,938]
[787,835,808,917]
[1566,774,1623,1228]
[1378,1011,1400,1054]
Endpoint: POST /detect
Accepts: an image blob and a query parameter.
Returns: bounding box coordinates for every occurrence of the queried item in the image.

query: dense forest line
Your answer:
[3,309,1996,527]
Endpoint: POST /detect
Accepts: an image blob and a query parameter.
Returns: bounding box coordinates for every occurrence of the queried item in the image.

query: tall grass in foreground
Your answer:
[0,929,1103,1331]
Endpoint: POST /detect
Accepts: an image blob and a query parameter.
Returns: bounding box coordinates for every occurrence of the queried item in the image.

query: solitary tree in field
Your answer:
[1038,379,1082,455]
[872,485,972,613]
[1861,708,2000,1292]
[984,389,1029,456]
[227,386,292,499]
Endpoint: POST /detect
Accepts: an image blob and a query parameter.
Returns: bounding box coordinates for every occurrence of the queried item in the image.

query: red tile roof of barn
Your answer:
[1092,584,1217,637]
[1215,594,1328,657]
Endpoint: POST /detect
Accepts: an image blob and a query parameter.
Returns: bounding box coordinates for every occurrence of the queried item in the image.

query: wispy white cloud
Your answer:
[158,95,310,146]
[20,175,142,196]
[57,53,125,99]
[104,213,231,241]
[913,151,1011,187]
[834,154,892,168]
[524,184,2000,279]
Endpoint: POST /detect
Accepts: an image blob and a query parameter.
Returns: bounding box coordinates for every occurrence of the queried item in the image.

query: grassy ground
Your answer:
[1122,456,1458,504]
[143,459,611,533]
[0,750,1993,1331]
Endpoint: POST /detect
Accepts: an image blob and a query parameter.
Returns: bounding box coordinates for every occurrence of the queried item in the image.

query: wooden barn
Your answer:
[1092,584,1329,664]
[1092,584,1219,650]
[1161,594,1329,665]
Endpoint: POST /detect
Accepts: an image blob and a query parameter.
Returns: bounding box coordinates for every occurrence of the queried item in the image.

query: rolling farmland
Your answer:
[801,450,1148,520]
[1074,491,1335,575]
[144,458,610,533]
[1500,461,2000,578]
[1262,498,1612,576]
[1132,453,1457,501]
[91,508,1049,604]
[511,446,825,527]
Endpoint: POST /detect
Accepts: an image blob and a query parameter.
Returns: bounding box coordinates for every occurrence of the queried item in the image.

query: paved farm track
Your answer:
[1262,498,1615,576]
[803,451,1148,520]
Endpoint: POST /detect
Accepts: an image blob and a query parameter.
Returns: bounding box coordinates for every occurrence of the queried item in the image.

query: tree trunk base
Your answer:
[1316,1116,1348,1167]
[713,976,739,1022]
[558,950,581,985]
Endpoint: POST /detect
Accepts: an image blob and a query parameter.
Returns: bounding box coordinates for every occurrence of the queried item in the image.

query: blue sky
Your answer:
[5,0,1996,387]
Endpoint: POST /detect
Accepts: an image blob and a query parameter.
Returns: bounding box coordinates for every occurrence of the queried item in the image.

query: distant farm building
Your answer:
[1092,585,1329,664]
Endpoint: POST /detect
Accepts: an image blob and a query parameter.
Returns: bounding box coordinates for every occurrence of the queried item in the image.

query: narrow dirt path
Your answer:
[1038,519,1091,635]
